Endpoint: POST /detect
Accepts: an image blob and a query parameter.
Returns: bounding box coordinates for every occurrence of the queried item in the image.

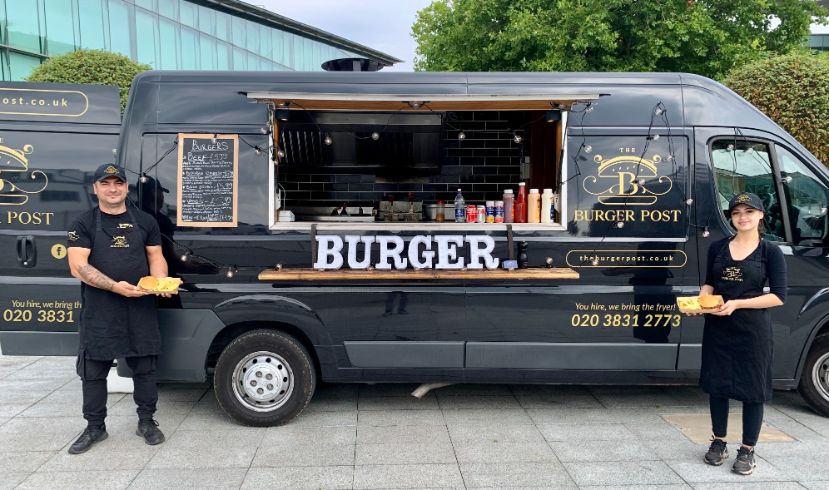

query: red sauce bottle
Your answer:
[514,182,527,223]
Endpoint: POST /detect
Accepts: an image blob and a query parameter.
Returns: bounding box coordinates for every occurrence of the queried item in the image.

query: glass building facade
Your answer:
[0,0,397,80]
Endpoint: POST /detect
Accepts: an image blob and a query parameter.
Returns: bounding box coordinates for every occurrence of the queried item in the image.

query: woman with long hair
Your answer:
[698,192,787,475]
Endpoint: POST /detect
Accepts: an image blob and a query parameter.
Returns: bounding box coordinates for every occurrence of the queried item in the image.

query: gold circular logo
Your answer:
[51,243,67,260]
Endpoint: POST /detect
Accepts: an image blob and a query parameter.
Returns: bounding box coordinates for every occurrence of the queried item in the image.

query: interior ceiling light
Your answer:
[545,110,561,123]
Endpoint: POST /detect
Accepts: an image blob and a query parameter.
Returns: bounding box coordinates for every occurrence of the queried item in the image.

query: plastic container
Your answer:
[528,188,541,223]
[454,188,465,223]
[515,183,527,223]
[494,201,504,223]
[436,199,445,222]
[541,188,553,224]
[503,189,514,223]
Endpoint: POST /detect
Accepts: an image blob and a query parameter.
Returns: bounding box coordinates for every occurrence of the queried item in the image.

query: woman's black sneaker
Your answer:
[704,438,728,466]
[67,425,108,454]
[732,446,756,475]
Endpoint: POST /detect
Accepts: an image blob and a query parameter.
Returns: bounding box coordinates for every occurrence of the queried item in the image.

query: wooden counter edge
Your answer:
[258,267,579,281]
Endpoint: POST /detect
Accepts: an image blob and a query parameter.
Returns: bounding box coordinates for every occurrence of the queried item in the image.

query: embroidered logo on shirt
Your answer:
[117,223,133,229]
[110,236,129,248]
[722,266,743,282]
[68,231,79,241]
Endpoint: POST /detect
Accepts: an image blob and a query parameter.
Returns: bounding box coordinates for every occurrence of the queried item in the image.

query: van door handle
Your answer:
[16,235,36,268]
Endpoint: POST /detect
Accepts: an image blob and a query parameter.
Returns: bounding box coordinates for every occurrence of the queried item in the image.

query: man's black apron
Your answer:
[700,238,773,402]
[79,207,161,361]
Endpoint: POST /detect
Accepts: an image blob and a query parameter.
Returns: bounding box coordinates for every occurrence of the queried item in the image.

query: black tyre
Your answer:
[798,334,829,417]
[214,329,316,426]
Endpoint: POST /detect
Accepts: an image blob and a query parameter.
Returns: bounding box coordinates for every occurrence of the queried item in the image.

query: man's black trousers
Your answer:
[77,355,158,426]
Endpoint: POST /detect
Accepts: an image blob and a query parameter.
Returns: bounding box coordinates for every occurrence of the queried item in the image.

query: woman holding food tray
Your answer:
[690,192,787,475]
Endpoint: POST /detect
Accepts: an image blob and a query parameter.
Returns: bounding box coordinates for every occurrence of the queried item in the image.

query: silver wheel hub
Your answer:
[814,352,829,402]
[232,351,294,412]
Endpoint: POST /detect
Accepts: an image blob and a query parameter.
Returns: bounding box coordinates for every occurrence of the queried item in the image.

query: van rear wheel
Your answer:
[214,329,315,426]
[798,334,829,417]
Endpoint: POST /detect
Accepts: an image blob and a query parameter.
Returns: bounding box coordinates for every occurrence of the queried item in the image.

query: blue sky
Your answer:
[258,0,432,71]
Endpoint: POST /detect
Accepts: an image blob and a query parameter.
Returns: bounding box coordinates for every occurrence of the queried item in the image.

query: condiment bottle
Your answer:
[541,188,554,224]
[515,183,527,223]
[436,199,445,222]
[528,188,541,223]
[503,189,514,223]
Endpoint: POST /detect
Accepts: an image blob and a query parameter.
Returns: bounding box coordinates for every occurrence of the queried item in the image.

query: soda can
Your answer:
[485,201,495,223]
[494,200,505,223]
[466,204,477,223]
[477,205,486,223]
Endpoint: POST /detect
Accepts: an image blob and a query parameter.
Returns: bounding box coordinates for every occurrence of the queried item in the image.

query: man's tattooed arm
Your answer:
[76,264,117,291]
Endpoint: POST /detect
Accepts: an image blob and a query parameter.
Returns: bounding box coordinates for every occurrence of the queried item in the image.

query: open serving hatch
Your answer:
[244,91,604,229]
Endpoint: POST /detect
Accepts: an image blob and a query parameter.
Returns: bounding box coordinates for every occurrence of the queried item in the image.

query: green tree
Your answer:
[412,0,827,79]
[26,50,150,110]
[725,52,829,165]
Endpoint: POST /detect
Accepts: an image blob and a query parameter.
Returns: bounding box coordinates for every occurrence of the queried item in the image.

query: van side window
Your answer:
[710,140,784,241]
[775,146,829,246]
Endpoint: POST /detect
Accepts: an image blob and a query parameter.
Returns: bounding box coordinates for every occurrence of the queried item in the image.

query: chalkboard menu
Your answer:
[176,133,238,227]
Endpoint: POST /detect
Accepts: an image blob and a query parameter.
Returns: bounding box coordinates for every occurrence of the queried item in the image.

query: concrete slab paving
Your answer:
[549,439,659,462]
[666,456,791,483]
[266,424,357,446]
[564,460,686,486]
[441,408,534,426]
[355,440,457,465]
[357,394,439,411]
[2,355,828,489]
[693,483,806,490]
[357,408,444,427]
[580,486,691,490]
[459,461,577,488]
[452,440,557,463]
[242,466,353,489]
[539,422,638,441]
[16,470,140,490]
[0,472,29,490]
[145,445,258,469]
[129,468,248,489]
[353,463,465,489]
[253,442,355,467]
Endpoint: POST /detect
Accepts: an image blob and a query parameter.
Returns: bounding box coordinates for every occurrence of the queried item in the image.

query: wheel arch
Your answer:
[205,321,321,381]
[206,294,332,380]
[794,312,829,383]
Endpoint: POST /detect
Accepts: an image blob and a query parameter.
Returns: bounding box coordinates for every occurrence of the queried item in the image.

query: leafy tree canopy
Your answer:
[726,52,829,165]
[26,50,150,110]
[412,0,827,79]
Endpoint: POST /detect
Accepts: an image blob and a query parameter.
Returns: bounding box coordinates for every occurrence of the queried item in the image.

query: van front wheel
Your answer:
[214,329,316,426]
[799,334,829,417]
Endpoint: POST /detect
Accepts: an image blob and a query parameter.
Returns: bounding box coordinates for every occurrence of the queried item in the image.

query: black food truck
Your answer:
[3,71,829,427]
[0,81,121,351]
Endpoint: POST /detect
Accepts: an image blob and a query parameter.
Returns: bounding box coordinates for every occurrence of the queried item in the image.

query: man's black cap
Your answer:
[93,163,127,183]
[728,192,765,213]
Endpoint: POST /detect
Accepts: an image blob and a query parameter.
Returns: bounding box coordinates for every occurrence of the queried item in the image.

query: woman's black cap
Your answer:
[728,192,765,213]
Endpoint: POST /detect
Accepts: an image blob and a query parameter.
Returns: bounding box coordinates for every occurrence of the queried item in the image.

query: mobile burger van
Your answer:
[3,71,829,427]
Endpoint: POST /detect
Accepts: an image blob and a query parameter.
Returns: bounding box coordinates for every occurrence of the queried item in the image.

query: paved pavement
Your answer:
[2,355,829,489]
